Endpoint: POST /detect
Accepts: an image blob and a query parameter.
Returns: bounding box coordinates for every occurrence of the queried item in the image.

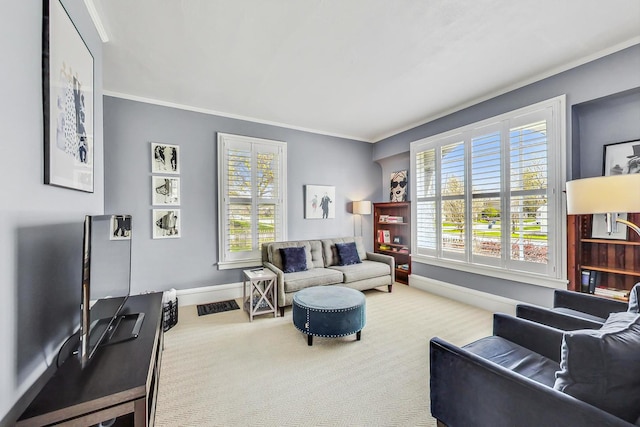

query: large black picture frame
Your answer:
[602,139,640,176]
[43,0,94,192]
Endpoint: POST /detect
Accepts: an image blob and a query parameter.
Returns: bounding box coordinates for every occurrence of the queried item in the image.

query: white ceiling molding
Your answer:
[84,0,109,43]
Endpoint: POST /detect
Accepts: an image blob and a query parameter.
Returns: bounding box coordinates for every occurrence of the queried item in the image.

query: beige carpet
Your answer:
[155,284,493,426]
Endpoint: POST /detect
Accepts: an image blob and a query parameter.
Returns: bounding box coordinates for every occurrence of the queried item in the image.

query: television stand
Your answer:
[104,312,146,346]
[18,293,164,427]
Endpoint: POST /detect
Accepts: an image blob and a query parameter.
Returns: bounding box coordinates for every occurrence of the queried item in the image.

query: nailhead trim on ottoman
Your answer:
[292,286,366,346]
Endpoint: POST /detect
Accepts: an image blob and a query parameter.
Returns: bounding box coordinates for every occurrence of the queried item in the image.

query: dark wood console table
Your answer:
[18,293,164,427]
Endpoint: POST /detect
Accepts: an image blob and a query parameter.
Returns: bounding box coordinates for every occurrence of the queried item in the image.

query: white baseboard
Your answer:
[409,274,519,315]
[174,282,244,307]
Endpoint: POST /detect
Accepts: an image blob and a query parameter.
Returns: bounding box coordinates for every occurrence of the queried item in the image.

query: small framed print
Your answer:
[152,176,180,205]
[603,139,640,175]
[393,236,401,244]
[110,215,131,240]
[151,142,179,174]
[153,209,180,239]
[592,213,628,240]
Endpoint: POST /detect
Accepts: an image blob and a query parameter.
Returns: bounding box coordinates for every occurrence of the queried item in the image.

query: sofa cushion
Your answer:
[283,268,344,293]
[267,241,313,271]
[554,312,640,423]
[335,242,361,266]
[279,247,308,273]
[322,236,367,267]
[464,335,560,387]
[328,260,391,284]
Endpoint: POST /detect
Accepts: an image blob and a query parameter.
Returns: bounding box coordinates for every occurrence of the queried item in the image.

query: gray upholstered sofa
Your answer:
[261,236,394,316]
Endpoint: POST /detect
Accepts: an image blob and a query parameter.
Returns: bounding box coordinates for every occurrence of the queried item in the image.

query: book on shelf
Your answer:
[581,269,591,293]
[379,214,389,223]
[377,230,391,243]
[588,270,599,294]
[379,244,391,251]
[386,216,403,223]
[594,287,629,300]
[397,263,409,271]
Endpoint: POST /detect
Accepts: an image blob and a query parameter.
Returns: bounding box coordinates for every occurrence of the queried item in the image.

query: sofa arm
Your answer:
[517,304,603,331]
[554,290,627,319]
[366,252,395,283]
[429,337,633,427]
[263,261,285,308]
[492,314,564,363]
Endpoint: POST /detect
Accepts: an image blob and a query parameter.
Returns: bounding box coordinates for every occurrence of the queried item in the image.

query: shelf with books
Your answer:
[568,213,640,298]
[374,202,411,285]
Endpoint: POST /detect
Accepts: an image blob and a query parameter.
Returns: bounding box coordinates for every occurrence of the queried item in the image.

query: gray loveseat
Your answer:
[261,236,395,316]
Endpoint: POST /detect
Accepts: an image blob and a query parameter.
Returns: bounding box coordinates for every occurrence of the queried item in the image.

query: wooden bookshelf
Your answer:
[567,213,640,298]
[374,202,411,284]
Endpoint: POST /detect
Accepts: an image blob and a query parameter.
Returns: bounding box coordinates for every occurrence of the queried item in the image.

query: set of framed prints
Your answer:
[151,142,181,239]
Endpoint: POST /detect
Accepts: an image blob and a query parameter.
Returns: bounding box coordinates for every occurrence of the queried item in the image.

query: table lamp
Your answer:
[566,174,640,237]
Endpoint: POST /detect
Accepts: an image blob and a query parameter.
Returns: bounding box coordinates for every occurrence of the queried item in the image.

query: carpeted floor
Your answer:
[155,284,493,426]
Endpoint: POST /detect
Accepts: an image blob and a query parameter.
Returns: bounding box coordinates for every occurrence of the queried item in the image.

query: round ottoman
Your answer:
[292,286,366,346]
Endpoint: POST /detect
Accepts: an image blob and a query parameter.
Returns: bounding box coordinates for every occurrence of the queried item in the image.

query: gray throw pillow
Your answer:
[554,312,640,422]
[628,282,640,313]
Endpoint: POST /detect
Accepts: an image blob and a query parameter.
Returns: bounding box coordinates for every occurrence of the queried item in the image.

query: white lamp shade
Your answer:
[353,201,372,215]
[566,174,640,214]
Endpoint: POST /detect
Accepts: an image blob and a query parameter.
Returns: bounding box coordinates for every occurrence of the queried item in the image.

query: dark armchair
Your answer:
[430,313,640,427]
[516,284,639,330]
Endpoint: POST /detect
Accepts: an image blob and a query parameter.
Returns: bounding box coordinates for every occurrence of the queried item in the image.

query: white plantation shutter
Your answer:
[410,96,564,284]
[218,134,287,269]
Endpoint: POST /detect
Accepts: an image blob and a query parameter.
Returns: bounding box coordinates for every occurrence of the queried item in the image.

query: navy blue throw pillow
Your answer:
[279,247,308,273]
[335,242,361,266]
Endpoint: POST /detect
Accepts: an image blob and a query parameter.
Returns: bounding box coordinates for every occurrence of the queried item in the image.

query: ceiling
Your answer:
[93,0,640,142]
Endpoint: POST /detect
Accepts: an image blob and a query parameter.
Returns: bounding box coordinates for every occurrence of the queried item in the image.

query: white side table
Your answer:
[243,269,277,322]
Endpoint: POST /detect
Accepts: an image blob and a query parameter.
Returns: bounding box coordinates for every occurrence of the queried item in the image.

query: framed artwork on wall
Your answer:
[603,139,640,175]
[152,176,180,206]
[305,185,335,219]
[43,0,94,192]
[110,215,132,240]
[151,142,180,174]
[390,170,408,202]
[153,209,180,239]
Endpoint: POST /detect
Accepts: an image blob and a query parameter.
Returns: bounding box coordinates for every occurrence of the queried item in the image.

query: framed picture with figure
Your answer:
[152,176,180,205]
[151,142,180,174]
[43,0,94,192]
[305,185,335,219]
[153,209,180,239]
[603,139,640,176]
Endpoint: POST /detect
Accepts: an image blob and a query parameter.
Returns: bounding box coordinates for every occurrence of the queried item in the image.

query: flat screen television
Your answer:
[79,214,142,367]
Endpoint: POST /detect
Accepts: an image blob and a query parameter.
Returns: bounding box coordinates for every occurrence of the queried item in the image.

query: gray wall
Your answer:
[103,97,382,293]
[1,1,104,424]
[374,44,640,307]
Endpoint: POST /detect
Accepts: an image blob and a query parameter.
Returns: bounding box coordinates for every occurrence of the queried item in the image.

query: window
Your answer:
[218,133,287,269]
[411,96,565,286]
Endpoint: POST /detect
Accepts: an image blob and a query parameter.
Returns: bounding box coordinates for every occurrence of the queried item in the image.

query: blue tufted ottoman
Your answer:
[292,286,366,346]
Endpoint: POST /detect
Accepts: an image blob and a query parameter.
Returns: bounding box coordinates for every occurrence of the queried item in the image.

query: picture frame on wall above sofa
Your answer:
[151,142,180,174]
[152,176,180,206]
[603,139,640,175]
[153,209,180,239]
[43,0,94,192]
[305,185,335,219]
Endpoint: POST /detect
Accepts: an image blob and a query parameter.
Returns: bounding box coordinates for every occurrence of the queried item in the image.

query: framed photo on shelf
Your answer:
[152,176,180,205]
[591,213,628,240]
[109,215,131,240]
[153,209,180,239]
[305,185,335,219]
[151,142,180,174]
[603,139,640,175]
[43,0,94,192]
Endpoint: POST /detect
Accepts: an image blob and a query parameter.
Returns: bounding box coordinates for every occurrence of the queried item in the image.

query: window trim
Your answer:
[410,95,567,288]
[217,133,287,270]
